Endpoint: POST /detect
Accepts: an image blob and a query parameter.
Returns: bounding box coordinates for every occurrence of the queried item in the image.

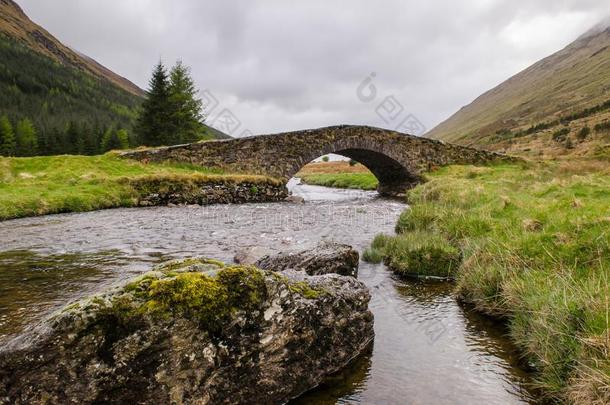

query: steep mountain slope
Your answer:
[427,21,610,158]
[0,0,145,155]
[0,0,142,96]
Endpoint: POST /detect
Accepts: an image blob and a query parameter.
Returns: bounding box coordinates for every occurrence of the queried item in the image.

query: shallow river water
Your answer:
[0,181,536,404]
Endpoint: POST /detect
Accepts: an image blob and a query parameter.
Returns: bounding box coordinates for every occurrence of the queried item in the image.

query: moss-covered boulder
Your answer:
[0,258,373,404]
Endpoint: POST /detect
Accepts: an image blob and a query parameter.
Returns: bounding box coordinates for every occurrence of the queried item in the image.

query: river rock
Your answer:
[256,241,360,277]
[233,246,273,265]
[0,258,373,405]
[284,195,305,203]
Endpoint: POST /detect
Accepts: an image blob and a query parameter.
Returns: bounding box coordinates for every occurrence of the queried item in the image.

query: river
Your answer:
[0,180,537,404]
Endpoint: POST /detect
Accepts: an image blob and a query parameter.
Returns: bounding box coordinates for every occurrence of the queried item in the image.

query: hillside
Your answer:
[0,0,142,96]
[427,21,610,160]
[0,0,229,156]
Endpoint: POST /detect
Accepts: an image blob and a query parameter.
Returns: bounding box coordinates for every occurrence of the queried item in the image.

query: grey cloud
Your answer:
[17,0,610,135]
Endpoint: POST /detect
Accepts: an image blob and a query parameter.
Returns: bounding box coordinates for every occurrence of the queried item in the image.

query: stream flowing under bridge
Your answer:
[122,125,515,196]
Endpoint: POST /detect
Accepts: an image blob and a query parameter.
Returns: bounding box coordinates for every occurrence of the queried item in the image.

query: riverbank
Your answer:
[297,161,378,190]
[365,161,610,403]
[299,173,378,190]
[0,154,285,221]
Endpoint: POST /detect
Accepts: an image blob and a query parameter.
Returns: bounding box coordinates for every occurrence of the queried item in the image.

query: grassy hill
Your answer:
[427,22,610,159]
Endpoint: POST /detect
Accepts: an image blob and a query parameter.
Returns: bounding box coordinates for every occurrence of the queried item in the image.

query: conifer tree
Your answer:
[100,128,129,152]
[168,61,205,144]
[0,115,16,156]
[135,61,171,146]
[116,129,130,150]
[15,118,37,156]
[81,122,99,156]
[65,121,82,154]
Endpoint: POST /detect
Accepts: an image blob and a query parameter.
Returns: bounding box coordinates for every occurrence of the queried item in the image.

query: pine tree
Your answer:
[0,115,16,156]
[64,121,81,154]
[168,61,205,144]
[100,128,129,152]
[82,122,99,156]
[46,127,64,156]
[15,118,38,156]
[116,129,130,150]
[135,61,171,146]
[100,128,114,152]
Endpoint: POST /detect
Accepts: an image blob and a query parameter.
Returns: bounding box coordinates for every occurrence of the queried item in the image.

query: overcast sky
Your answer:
[17,0,610,136]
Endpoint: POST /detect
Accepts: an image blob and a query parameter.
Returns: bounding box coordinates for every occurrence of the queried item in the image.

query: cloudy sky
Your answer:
[17,0,610,136]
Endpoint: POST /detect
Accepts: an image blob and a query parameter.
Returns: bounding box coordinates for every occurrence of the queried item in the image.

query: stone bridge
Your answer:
[123,125,515,196]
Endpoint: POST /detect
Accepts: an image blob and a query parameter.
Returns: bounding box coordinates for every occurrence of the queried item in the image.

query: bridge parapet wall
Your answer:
[121,125,518,195]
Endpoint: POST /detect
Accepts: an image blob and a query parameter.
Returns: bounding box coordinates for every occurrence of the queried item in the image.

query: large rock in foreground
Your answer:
[255,241,360,277]
[0,258,373,405]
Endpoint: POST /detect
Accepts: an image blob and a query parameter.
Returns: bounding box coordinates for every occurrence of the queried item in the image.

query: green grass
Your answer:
[364,162,610,403]
[300,173,378,190]
[369,231,461,279]
[0,153,277,220]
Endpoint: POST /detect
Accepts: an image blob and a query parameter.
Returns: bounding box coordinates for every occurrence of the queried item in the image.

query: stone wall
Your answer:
[127,176,288,206]
[122,125,518,196]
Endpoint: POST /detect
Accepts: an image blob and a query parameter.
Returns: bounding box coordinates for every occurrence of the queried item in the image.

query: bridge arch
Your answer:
[121,125,512,197]
[286,137,423,196]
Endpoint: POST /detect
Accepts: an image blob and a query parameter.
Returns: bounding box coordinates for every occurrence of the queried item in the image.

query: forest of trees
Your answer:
[0,116,131,156]
[0,34,140,156]
[0,33,211,157]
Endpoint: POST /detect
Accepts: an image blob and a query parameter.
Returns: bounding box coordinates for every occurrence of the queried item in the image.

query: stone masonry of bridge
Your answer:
[122,125,517,196]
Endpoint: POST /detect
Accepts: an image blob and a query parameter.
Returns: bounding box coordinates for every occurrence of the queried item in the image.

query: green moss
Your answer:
[62,302,81,313]
[268,271,326,299]
[270,271,289,283]
[144,272,231,330]
[102,259,269,334]
[288,281,324,299]
[217,265,267,311]
[155,257,226,274]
